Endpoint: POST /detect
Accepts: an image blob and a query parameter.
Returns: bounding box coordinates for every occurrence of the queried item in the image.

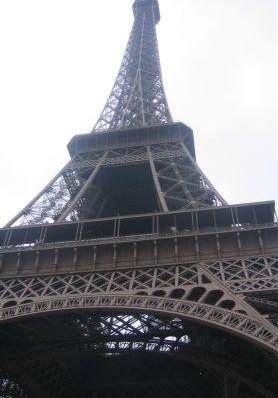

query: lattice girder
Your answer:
[93,0,172,132]
[0,255,278,351]
[6,141,226,227]
[1,0,277,396]
[1,311,277,398]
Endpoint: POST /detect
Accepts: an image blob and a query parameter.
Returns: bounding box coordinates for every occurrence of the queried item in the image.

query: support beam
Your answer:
[5,157,76,228]
[147,146,169,212]
[180,142,227,206]
[57,151,108,222]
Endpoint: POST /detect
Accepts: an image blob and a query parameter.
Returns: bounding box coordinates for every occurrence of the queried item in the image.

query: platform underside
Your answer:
[1,311,278,398]
[2,0,277,394]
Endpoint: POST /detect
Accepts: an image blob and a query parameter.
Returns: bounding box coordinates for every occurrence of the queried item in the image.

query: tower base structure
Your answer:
[0,125,278,398]
[2,0,277,395]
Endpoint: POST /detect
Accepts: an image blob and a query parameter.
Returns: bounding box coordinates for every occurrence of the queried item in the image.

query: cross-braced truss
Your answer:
[148,142,225,210]
[1,0,277,397]
[93,0,172,132]
[0,312,277,398]
[6,143,225,227]
[0,254,277,350]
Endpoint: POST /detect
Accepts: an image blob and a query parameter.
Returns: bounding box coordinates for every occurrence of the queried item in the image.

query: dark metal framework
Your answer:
[0,0,277,397]
[93,0,172,132]
[6,125,226,227]
[1,312,277,398]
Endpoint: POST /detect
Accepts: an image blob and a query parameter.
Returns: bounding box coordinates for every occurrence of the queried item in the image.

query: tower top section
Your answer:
[133,0,160,24]
[93,0,172,132]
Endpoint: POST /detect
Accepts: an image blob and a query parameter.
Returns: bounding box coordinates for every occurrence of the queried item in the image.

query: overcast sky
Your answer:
[0,0,277,227]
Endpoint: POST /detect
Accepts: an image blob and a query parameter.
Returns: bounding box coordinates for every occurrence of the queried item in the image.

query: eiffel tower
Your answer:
[0,0,277,397]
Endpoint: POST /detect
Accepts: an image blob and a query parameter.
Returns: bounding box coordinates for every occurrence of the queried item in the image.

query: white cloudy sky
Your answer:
[0,0,277,226]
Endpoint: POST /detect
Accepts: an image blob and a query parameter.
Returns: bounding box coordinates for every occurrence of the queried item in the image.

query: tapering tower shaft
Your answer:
[1,1,278,397]
[5,0,227,228]
[93,0,172,132]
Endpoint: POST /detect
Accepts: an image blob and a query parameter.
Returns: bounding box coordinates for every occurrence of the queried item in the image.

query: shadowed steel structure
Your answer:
[93,0,172,132]
[5,0,226,228]
[0,1,278,397]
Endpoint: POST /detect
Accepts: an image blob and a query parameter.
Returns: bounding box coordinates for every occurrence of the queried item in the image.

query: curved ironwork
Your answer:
[0,294,277,352]
[1,0,277,396]
[1,310,277,398]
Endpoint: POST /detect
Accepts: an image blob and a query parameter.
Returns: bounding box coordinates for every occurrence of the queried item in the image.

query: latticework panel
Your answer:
[93,0,172,132]
[6,142,225,227]
[0,311,277,398]
[5,151,107,226]
[0,254,278,350]
[148,142,226,210]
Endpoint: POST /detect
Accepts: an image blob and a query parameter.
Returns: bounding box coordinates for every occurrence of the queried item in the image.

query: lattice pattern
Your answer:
[6,151,107,226]
[93,0,172,132]
[6,142,226,227]
[0,265,202,302]
[0,255,278,350]
[206,256,278,292]
[149,143,226,210]
[0,294,277,351]
[1,1,277,397]
[17,175,73,225]
[4,311,274,398]
[1,257,277,301]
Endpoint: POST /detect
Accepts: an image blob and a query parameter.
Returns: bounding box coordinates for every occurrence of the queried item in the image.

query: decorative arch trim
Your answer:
[0,294,277,352]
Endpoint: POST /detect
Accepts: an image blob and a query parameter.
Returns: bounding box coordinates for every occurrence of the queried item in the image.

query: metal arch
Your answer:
[2,323,275,398]
[0,255,277,350]
[1,294,277,352]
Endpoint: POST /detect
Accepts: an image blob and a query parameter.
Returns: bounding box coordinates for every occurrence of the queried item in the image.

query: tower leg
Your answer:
[57,151,108,221]
[147,146,169,212]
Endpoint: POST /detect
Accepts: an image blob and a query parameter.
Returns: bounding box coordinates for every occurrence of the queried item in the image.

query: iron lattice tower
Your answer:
[0,1,278,397]
[93,0,172,132]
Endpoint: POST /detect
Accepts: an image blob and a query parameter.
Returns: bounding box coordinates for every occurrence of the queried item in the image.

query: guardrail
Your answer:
[1,222,277,253]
